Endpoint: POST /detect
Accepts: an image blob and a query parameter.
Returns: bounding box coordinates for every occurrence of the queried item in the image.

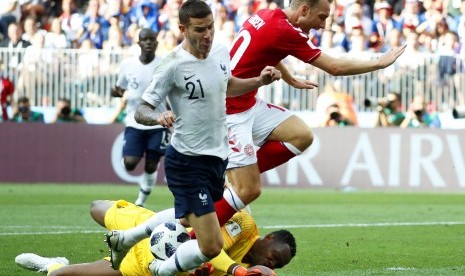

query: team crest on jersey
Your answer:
[244,144,254,157]
[225,221,242,237]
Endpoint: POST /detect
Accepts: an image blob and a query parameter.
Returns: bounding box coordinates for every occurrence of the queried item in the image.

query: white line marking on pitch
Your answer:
[2,221,465,236]
[385,267,416,271]
[261,221,465,229]
[0,229,102,236]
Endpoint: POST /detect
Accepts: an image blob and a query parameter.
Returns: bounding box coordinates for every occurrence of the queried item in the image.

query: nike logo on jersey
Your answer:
[184,74,196,80]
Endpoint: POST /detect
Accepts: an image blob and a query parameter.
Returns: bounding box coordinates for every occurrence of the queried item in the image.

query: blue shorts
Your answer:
[122,127,170,161]
[164,146,227,219]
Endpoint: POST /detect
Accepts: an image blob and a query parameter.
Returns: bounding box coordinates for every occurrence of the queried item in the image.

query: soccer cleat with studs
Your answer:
[105,230,130,270]
[15,253,69,272]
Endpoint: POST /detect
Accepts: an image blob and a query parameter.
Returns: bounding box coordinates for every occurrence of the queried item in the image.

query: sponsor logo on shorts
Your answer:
[244,144,254,157]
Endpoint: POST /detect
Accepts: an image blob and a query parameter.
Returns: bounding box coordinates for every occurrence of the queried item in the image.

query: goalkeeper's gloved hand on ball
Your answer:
[231,264,276,276]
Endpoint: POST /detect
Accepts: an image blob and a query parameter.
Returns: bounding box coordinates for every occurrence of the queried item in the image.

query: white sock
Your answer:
[283,142,302,155]
[135,172,156,206]
[223,187,245,211]
[122,208,175,248]
[158,240,210,275]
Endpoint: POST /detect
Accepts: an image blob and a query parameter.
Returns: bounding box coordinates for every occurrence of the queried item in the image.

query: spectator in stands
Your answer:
[59,0,84,48]
[11,96,45,123]
[77,0,110,49]
[44,17,69,49]
[397,0,423,36]
[397,31,427,94]
[214,19,236,47]
[347,24,368,53]
[416,0,445,36]
[344,2,373,37]
[451,1,465,43]
[155,29,178,57]
[373,91,405,127]
[327,21,350,53]
[401,94,441,128]
[370,1,400,52]
[418,30,436,53]
[316,85,358,127]
[51,98,87,123]
[0,70,15,121]
[102,24,124,51]
[436,30,463,108]
[0,21,31,48]
[320,103,356,127]
[157,0,182,33]
[380,28,403,53]
[125,0,160,33]
[0,0,19,39]
[21,16,46,43]
[18,32,51,105]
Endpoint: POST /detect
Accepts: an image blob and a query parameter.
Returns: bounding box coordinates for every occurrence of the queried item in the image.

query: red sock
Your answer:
[189,197,237,239]
[257,141,296,173]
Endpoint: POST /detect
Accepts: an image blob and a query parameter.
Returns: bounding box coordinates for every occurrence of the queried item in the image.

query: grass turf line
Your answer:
[2,184,465,275]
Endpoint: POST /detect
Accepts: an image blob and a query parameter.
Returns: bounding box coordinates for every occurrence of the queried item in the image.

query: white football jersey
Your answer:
[142,43,231,159]
[116,56,168,129]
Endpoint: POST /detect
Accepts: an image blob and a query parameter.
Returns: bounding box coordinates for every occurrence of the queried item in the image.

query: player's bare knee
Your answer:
[124,160,138,171]
[237,185,261,204]
[301,129,313,150]
[90,200,103,216]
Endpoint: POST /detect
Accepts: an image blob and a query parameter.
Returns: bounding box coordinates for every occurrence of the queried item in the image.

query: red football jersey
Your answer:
[1,77,14,121]
[228,8,321,114]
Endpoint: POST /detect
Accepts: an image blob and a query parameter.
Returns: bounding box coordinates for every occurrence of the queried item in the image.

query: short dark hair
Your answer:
[17,96,30,104]
[272,229,297,258]
[139,28,158,40]
[179,0,212,26]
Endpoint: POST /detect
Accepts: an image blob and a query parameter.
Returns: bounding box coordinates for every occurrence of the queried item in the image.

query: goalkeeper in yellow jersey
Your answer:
[15,200,296,276]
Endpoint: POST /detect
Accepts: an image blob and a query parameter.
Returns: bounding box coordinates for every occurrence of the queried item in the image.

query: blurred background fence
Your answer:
[1,48,464,113]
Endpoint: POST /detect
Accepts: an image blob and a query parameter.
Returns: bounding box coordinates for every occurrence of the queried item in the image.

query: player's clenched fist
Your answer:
[259,66,282,85]
[156,111,176,128]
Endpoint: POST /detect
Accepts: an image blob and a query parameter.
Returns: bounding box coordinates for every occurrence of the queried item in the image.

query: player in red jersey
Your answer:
[209,0,406,229]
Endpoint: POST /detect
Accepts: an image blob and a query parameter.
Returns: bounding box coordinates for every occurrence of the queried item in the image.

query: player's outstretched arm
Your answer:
[227,66,281,97]
[312,44,407,76]
[276,61,319,90]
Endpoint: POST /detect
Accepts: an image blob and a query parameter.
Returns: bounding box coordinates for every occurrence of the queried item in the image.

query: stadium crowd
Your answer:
[0,0,463,127]
[0,0,463,54]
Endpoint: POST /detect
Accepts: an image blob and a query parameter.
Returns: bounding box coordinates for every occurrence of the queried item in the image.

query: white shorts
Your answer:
[227,98,293,169]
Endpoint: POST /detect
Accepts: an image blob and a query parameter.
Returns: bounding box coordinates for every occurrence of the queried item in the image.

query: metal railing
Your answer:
[1,47,464,112]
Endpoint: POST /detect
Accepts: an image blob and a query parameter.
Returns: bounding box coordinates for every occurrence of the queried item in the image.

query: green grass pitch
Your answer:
[2,184,465,275]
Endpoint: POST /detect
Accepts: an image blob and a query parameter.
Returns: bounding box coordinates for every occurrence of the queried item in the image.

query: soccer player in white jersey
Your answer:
[105,1,282,275]
[111,28,170,207]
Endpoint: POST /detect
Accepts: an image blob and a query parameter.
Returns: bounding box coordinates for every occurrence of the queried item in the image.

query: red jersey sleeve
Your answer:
[227,9,321,114]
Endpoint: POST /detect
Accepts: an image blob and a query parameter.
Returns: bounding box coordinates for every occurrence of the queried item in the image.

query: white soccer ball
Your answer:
[149,222,190,260]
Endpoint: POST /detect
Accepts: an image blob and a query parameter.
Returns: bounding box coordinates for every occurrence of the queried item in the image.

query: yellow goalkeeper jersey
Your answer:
[104,200,259,276]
